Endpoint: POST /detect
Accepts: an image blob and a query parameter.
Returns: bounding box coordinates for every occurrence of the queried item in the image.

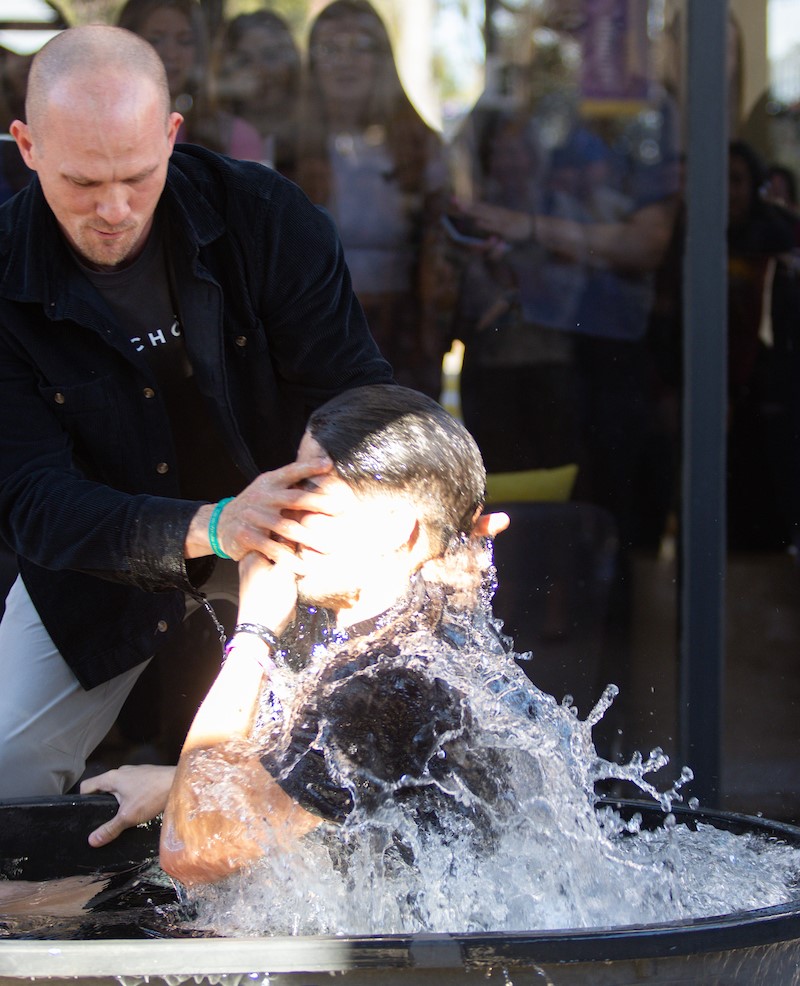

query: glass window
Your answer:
[3,0,799,822]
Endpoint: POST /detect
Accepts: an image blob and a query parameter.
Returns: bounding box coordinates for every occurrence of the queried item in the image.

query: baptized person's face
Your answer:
[290,432,412,616]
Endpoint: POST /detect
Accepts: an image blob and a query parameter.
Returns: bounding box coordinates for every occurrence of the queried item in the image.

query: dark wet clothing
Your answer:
[260,584,527,830]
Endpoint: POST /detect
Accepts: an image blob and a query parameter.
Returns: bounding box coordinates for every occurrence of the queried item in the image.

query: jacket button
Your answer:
[234,335,247,348]
[54,392,65,404]
[157,620,168,633]
[156,462,169,474]
[143,387,155,399]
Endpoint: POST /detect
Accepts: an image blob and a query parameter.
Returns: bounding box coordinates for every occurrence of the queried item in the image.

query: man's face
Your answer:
[290,432,413,614]
[12,75,181,270]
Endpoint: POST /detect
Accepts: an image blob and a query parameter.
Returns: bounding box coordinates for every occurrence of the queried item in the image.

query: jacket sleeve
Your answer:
[252,180,394,405]
[0,336,207,593]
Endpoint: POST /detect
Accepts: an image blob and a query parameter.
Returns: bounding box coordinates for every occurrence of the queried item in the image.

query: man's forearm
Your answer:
[184,503,215,559]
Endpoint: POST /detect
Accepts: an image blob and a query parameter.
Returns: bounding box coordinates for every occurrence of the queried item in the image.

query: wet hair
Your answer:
[25,25,170,132]
[307,385,486,556]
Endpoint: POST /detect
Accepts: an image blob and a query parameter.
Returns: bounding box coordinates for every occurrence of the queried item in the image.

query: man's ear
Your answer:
[167,111,184,151]
[10,121,36,170]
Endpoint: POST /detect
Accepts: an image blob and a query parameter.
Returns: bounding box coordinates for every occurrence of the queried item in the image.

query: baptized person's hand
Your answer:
[236,549,298,633]
[474,511,510,539]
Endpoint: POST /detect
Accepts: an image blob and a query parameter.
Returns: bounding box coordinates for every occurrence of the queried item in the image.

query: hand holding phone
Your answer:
[440,214,490,247]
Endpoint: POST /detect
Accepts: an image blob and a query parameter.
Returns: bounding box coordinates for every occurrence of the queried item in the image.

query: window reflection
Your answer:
[295,0,449,398]
[0,0,799,809]
[444,0,681,745]
[117,0,263,160]
[215,10,301,174]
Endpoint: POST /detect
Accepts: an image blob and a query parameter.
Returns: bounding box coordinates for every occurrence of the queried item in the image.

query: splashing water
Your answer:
[184,540,800,938]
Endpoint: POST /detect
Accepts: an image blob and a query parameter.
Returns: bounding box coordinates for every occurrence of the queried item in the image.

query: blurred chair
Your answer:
[489,499,618,719]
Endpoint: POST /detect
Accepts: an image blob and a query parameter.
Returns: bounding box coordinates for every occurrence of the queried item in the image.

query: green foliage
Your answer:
[49,0,125,25]
[222,0,312,38]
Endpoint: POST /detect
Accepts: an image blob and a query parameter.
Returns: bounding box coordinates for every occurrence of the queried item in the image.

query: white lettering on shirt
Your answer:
[130,317,182,352]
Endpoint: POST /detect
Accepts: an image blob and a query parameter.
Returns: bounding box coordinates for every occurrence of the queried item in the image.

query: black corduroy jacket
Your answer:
[0,144,392,687]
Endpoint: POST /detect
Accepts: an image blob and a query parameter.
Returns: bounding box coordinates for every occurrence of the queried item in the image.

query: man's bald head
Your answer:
[11,24,182,271]
[26,25,171,136]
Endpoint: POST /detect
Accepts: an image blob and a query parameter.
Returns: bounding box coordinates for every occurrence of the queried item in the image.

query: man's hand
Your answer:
[184,455,339,562]
[80,764,176,847]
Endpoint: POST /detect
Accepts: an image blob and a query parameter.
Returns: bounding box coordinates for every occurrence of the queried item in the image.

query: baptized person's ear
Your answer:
[385,502,420,551]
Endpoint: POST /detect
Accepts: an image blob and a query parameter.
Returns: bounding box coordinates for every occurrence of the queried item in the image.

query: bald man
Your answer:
[0,25,392,797]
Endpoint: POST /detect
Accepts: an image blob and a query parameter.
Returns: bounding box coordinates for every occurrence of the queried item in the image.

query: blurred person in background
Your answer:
[448,0,680,750]
[762,163,800,556]
[0,47,34,204]
[215,10,300,177]
[295,0,449,399]
[726,140,796,551]
[117,0,262,161]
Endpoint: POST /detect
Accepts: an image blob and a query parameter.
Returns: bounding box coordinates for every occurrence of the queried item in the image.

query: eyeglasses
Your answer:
[230,46,297,69]
[311,35,381,61]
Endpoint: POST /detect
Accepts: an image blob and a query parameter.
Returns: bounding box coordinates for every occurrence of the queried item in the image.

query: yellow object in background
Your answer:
[486,465,579,504]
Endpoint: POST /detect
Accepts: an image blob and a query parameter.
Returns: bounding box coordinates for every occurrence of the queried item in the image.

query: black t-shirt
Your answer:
[260,587,515,828]
[78,218,246,501]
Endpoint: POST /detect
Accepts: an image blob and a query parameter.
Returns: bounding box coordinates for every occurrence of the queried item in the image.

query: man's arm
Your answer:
[80,765,176,847]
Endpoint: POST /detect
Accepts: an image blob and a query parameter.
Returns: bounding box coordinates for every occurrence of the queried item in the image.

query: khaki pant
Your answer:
[0,562,238,798]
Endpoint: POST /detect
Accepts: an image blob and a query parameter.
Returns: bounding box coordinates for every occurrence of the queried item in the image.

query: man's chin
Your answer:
[74,231,140,270]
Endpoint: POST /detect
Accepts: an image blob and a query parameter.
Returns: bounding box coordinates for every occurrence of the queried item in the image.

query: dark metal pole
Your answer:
[679,0,729,805]
[484,0,497,56]
[198,0,224,41]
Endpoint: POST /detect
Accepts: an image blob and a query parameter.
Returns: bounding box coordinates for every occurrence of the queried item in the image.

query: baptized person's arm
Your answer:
[160,551,320,886]
[159,640,320,885]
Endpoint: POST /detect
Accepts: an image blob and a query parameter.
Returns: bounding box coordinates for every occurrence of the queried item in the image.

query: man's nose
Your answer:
[96,186,131,226]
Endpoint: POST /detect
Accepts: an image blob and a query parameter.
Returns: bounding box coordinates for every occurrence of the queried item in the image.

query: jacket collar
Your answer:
[0,151,226,314]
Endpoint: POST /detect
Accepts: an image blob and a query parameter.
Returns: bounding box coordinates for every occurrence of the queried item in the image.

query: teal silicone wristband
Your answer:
[208,496,234,559]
